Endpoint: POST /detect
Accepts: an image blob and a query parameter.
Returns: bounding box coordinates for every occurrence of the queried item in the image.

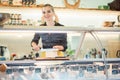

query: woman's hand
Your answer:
[31,42,41,51]
[53,45,64,51]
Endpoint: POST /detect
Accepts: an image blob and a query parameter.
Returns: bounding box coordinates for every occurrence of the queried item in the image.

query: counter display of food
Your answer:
[0,26,120,80]
[0,58,120,80]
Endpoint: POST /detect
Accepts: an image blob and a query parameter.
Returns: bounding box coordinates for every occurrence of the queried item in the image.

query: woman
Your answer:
[31,4,67,52]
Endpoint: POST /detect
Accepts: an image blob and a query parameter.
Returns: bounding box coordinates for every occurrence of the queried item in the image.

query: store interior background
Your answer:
[0,0,120,59]
[0,0,118,26]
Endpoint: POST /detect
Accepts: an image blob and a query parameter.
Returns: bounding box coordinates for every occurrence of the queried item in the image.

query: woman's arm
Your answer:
[31,33,41,51]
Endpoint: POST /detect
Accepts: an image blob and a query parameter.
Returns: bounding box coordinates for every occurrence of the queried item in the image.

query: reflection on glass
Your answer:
[0,31,120,61]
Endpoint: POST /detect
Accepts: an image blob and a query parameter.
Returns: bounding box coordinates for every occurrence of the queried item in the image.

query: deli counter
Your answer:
[0,26,120,80]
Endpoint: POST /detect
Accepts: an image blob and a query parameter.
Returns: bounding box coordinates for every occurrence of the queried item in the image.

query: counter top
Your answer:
[0,58,119,66]
[0,25,120,33]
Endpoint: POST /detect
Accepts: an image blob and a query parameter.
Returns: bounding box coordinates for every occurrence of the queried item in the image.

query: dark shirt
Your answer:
[31,22,67,51]
[40,22,64,26]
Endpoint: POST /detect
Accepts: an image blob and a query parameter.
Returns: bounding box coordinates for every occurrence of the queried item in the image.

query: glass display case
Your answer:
[0,26,120,80]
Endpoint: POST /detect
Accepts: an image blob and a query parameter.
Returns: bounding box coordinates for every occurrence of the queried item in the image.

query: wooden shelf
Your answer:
[0,4,118,11]
[0,4,120,15]
[35,57,70,61]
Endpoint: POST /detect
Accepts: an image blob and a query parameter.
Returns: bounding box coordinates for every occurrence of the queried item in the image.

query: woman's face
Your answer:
[42,6,54,21]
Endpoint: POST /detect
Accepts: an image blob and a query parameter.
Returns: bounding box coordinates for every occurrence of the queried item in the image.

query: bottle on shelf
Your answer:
[18,14,22,25]
[8,13,22,25]
[9,0,13,6]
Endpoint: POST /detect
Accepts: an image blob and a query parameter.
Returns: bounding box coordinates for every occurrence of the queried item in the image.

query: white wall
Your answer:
[0,7,119,27]
[36,0,113,8]
[56,10,118,27]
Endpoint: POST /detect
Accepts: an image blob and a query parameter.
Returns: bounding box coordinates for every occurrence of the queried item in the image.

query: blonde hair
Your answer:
[41,4,59,24]
[43,4,54,12]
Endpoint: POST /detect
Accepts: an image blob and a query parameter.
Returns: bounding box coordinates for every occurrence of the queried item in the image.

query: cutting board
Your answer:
[35,57,69,61]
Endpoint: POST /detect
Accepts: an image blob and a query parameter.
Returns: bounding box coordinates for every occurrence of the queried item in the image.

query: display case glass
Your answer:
[0,26,120,80]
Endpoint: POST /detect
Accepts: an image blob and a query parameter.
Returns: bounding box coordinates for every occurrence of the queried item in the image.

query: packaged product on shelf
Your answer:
[12,0,22,6]
[1,0,9,6]
[22,0,36,6]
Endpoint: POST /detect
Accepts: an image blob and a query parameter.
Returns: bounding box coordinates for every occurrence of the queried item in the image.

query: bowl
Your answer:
[0,13,10,26]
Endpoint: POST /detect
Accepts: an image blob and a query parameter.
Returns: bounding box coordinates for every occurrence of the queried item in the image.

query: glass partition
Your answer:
[0,28,120,80]
[0,31,120,60]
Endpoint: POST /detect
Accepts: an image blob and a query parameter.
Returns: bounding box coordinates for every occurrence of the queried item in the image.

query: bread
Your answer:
[0,64,7,72]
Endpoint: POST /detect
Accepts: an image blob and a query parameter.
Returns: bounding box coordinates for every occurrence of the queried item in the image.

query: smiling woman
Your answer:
[41,4,59,24]
[31,4,67,54]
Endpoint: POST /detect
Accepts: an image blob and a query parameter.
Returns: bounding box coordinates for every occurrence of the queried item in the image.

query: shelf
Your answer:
[1,25,120,32]
[62,58,120,65]
[0,4,106,10]
[0,58,119,66]
[0,5,120,15]
[0,4,114,10]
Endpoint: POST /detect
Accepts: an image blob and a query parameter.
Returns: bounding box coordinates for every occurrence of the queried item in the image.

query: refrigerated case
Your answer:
[0,26,120,80]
